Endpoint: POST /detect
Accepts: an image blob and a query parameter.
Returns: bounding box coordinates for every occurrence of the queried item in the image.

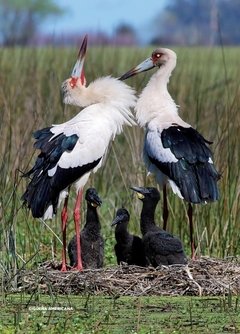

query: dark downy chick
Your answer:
[68,188,104,269]
[111,208,147,267]
[131,186,187,266]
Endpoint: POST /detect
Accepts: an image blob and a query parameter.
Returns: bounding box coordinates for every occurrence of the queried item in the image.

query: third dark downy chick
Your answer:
[112,208,147,267]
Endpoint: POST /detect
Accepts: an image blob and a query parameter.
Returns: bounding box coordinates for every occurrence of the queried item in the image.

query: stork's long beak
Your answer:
[70,35,88,87]
[119,57,155,81]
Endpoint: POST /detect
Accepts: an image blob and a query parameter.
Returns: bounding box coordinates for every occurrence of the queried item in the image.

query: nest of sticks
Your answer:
[7,257,240,296]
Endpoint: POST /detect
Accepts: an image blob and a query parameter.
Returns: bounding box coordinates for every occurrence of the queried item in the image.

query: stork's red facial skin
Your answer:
[70,70,85,88]
[70,77,78,88]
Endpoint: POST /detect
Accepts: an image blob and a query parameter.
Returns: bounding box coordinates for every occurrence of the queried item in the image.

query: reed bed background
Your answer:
[0,46,239,277]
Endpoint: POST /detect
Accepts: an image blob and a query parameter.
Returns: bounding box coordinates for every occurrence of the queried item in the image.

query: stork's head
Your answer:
[130,186,160,202]
[61,35,88,106]
[85,188,102,208]
[111,208,130,227]
[119,48,177,81]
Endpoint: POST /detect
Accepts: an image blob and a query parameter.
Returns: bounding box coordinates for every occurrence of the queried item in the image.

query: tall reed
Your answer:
[0,46,239,280]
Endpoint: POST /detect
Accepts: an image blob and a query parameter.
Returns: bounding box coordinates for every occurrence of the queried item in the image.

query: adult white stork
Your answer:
[22,36,136,271]
[119,48,220,258]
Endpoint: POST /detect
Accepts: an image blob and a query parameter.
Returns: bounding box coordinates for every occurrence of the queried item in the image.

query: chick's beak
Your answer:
[93,197,102,207]
[119,57,155,81]
[130,186,151,199]
[130,186,149,194]
[70,35,88,88]
[91,193,102,207]
[111,215,121,226]
[111,213,127,226]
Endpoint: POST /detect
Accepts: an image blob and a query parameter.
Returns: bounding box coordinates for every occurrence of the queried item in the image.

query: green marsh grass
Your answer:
[0,46,240,279]
[1,294,240,333]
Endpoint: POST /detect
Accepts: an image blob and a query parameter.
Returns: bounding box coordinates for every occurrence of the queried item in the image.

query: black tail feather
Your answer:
[151,156,220,204]
[22,173,54,218]
[172,161,220,203]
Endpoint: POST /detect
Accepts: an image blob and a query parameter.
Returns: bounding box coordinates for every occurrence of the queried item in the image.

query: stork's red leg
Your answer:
[73,188,83,271]
[162,184,169,230]
[188,203,196,259]
[61,195,69,272]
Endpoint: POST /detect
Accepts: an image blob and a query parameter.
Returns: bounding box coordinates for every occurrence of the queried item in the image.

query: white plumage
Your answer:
[44,77,136,218]
[23,72,136,220]
[120,47,220,258]
[22,36,136,271]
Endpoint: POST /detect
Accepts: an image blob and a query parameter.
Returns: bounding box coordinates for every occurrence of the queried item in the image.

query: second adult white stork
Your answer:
[119,48,220,258]
[22,36,136,271]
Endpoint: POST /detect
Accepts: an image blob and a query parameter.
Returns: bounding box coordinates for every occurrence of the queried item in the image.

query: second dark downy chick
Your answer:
[68,188,104,269]
[112,208,147,267]
[131,186,187,267]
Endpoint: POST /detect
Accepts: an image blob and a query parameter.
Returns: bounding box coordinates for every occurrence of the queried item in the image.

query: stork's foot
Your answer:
[60,264,68,272]
[72,264,83,271]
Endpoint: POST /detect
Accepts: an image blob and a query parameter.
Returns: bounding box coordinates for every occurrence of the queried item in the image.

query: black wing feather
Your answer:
[161,126,213,163]
[148,125,220,203]
[22,127,101,218]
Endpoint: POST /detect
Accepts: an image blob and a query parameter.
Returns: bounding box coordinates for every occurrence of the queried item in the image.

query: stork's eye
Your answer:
[153,52,163,59]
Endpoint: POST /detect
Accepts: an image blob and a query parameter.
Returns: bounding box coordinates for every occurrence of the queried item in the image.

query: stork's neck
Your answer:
[115,222,131,244]
[83,204,101,240]
[140,199,159,235]
[136,63,179,127]
[150,63,174,89]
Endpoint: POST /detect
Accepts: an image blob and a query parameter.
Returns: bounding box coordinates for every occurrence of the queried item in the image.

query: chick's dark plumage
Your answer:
[112,208,147,267]
[131,186,187,266]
